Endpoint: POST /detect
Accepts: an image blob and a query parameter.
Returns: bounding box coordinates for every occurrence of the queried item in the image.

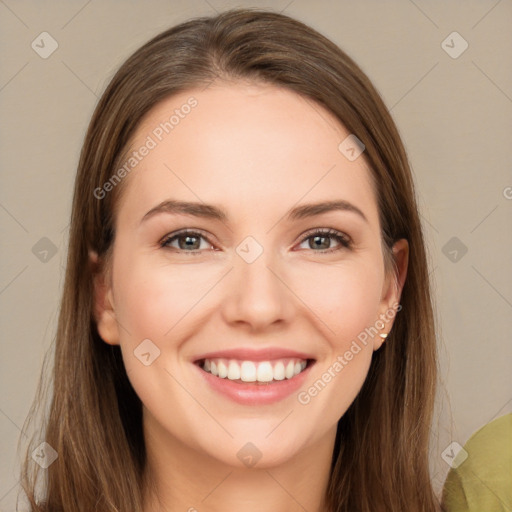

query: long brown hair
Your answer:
[18,8,440,511]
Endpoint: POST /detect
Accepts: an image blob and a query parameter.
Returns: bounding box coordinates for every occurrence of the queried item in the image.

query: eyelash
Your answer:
[159,228,352,255]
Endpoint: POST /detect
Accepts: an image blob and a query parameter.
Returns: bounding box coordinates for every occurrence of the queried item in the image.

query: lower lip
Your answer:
[194,361,314,405]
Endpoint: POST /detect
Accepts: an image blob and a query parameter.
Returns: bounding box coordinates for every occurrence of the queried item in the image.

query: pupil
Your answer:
[181,235,199,250]
[312,235,329,250]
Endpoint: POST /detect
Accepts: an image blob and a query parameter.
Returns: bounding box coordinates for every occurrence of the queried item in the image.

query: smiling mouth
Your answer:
[195,357,315,384]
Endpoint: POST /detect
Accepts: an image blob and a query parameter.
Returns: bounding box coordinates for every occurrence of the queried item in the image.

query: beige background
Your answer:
[1,0,511,509]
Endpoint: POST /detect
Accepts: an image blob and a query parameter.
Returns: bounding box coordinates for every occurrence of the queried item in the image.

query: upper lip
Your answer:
[193,347,316,363]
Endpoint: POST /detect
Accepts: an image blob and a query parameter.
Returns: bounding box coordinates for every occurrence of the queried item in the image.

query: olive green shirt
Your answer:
[442,413,512,511]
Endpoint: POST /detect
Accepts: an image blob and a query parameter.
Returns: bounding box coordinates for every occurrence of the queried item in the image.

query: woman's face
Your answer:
[92,82,407,469]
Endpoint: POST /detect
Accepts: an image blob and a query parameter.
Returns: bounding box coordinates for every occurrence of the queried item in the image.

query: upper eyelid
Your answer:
[300,227,351,241]
[160,229,214,247]
[161,228,213,243]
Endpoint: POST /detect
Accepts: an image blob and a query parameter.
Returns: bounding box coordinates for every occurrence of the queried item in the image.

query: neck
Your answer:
[141,409,336,512]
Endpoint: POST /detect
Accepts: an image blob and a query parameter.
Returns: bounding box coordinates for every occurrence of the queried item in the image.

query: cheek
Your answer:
[290,258,383,345]
[113,253,216,343]
[294,264,380,418]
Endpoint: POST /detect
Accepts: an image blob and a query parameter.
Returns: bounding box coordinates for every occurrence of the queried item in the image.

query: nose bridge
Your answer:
[222,235,293,329]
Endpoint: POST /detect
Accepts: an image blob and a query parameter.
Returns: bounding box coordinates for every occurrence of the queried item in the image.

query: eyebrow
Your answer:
[140,199,368,225]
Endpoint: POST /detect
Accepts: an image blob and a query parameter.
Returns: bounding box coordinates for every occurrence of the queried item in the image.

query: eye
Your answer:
[296,228,352,253]
[160,230,214,254]
[159,228,352,255]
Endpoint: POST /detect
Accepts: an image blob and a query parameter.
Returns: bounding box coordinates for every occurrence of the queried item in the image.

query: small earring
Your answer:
[379,333,388,340]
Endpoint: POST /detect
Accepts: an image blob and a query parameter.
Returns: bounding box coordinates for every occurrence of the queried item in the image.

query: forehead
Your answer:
[115,82,379,230]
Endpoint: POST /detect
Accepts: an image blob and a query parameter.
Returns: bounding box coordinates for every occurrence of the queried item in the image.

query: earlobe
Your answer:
[89,250,120,346]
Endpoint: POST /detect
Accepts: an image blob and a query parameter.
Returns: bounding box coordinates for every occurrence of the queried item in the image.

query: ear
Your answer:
[89,250,120,346]
[373,238,409,351]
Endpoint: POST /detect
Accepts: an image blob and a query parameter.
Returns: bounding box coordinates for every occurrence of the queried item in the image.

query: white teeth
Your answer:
[285,361,295,379]
[227,360,240,380]
[217,361,228,378]
[240,361,257,382]
[273,361,285,381]
[201,357,309,382]
[256,362,273,382]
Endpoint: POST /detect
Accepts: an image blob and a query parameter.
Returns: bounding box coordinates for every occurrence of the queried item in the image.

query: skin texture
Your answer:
[91,82,408,512]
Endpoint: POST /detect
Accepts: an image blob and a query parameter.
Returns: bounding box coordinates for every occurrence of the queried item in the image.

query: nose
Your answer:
[220,247,296,332]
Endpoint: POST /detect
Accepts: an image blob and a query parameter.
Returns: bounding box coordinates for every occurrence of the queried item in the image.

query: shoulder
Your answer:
[442,413,512,511]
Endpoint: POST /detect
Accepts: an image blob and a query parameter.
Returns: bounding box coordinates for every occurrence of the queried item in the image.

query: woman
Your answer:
[19,8,440,511]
